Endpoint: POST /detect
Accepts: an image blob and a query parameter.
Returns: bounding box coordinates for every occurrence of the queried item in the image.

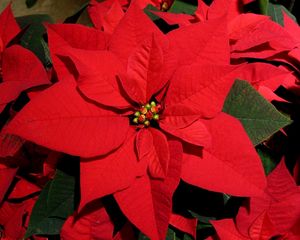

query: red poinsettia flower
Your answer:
[210,161,300,240]
[0,4,50,114]
[6,3,266,239]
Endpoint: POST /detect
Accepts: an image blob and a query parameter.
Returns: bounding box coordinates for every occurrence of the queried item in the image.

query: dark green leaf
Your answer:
[25,169,75,238]
[16,14,53,29]
[267,2,297,25]
[26,0,38,8]
[223,80,292,146]
[166,228,194,240]
[259,0,269,14]
[16,14,53,67]
[144,4,160,21]
[168,0,197,14]
[256,146,280,175]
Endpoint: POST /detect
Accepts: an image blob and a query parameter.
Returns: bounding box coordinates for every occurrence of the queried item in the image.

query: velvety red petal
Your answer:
[161,105,200,129]
[47,24,109,82]
[88,0,124,34]
[195,0,209,21]
[0,46,49,109]
[6,81,132,158]
[0,4,20,46]
[149,128,170,178]
[8,178,40,200]
[229,13,269,41]
[165,64,236,118]
[109,2,164,66]
[136,129,167,179]
[231,17,294,53]
[0,131,25,157]
[115,140,182,240]
[182,113,266,197]
[63,48,132,109]
[211,219,248,240]
[0,165,17,203]
[121,35,164,103]
[79,132,138,209]
[167,17,230,65]
[114,176,160,240]
[61,202,114,240]
[249,211,279,239]
[160,119,211,147]
[170,213,197,239]
[237,162,300,237]
[283,12,300,45]
[233,62,292,91]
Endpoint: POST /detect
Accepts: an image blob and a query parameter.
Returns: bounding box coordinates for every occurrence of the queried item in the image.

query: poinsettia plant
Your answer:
[0,0,299,239]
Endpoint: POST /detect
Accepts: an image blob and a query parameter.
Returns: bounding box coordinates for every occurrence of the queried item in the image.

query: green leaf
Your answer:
[166,228,193,240]
[259,0,269,15]
[256,146,280,175]
[26,0,38,8]
[16,14,53,67]
[168,0,197,14]
[267,2,297,25]
[25,169,75,238]
[223,80,292,146]
[144,4,160,21]
[16,14,53,29]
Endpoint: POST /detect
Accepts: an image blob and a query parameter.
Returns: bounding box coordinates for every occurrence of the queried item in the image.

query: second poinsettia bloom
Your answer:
[6,3,267,239]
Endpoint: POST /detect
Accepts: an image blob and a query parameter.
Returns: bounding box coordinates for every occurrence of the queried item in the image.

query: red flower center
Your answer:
[132,101,161,127]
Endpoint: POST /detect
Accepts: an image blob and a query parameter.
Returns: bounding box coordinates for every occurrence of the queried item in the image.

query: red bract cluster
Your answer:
[0,0,299,239]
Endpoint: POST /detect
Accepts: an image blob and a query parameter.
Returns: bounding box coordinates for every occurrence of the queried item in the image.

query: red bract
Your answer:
[61,201,115,240]
[6,3,266,239]
[211,161,300,239]
[88,0,124,34]
[47,23,109,82]
[0,177,40,240]
[0,4,50,114]
[151,0,244,27]
[229,13,298,70]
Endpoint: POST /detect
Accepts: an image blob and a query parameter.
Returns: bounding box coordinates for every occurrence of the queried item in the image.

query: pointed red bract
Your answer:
[211,218,248,240]
[124,35,164,103]
[181,113,267,197]
[0,165,17,203]
[47,23,109,82]
[88,0,124,34]
[64,48,130,109]
[236,161,300,238]
[61,202,114,240]
[165,64,237,118]
[167,17,230,65]
[170,213,197,239]
[0,45,49,113]
[109,2,165,66]
[0,178,39,240]
[79,133,139,209]
[115,140,182,240]
[0,4,20,46]
[6,81,132,158]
